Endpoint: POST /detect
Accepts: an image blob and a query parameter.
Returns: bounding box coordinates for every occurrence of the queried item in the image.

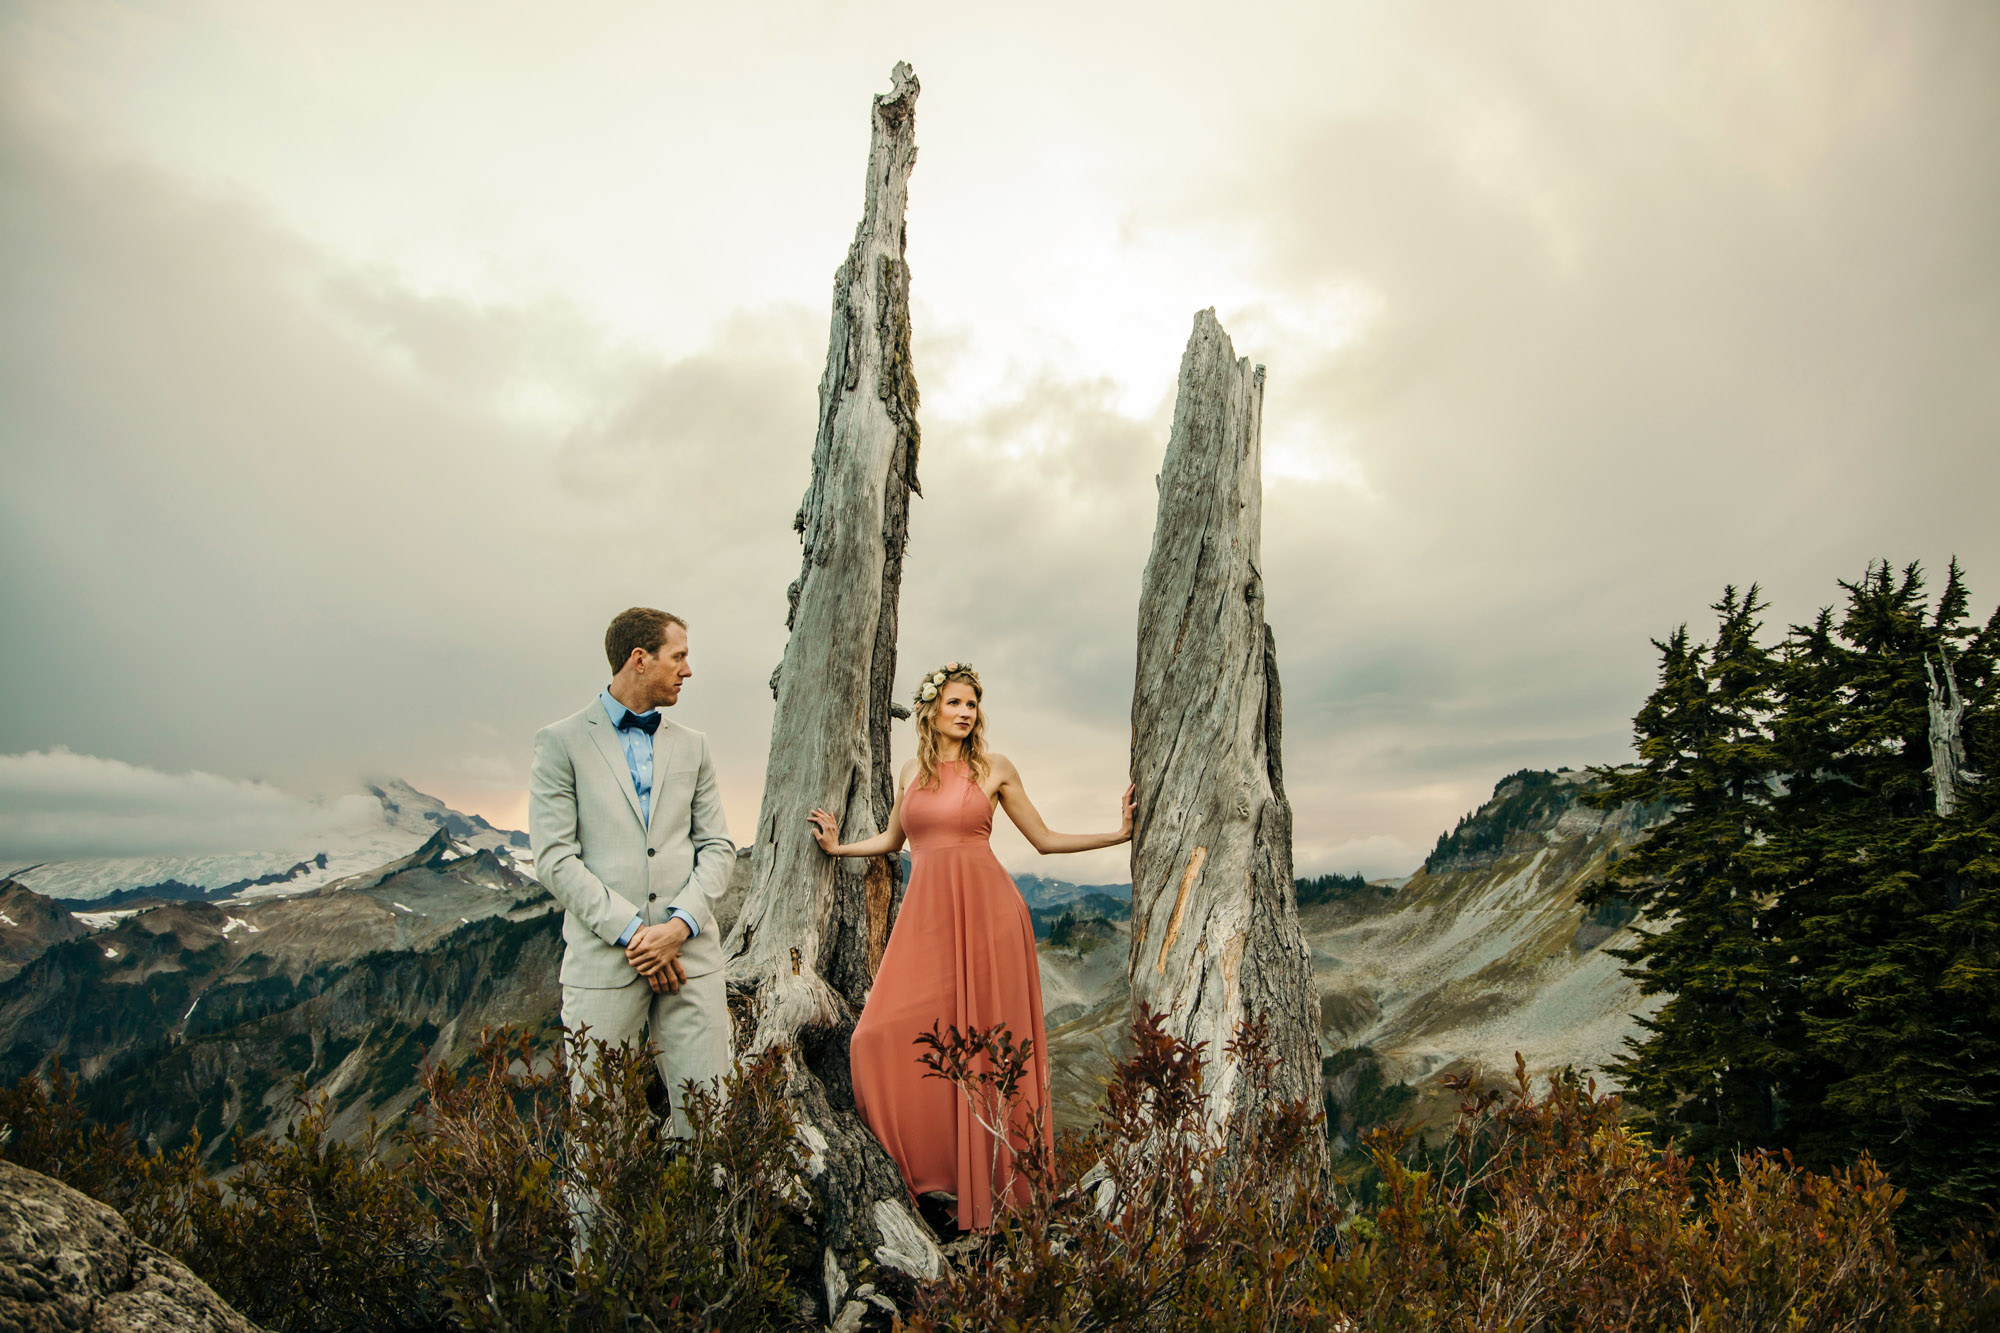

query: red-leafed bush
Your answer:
[5,1018,1997,1331]
[907,1014,2000,1333]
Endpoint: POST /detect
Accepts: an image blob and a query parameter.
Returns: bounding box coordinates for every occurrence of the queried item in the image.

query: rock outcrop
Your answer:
[0,1159,263,1332]
[0,883,87,986]
[1311,769,1668,1113]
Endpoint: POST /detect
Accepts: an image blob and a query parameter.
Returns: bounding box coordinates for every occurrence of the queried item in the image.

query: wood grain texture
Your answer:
[722,62,941,1295]
[1128,310,1323,1157]
[1927,652,1969,818]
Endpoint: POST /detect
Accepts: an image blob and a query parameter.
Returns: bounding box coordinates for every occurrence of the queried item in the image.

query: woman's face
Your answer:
[935,681,979,740]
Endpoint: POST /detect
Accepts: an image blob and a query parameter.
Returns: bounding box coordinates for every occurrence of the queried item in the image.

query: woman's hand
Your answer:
[807,808,841,854]
[1118,783,1136,843]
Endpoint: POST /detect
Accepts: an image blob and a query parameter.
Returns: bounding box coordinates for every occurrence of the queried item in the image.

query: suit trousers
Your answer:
[562,970,732,1138]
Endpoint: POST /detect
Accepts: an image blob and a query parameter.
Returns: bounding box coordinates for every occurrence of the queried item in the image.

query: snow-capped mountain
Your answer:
[5,780,530,906]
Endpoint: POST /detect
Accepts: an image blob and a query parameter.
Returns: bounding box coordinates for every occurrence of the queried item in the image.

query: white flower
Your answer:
[920,684,938,701]
[931,671,946,685]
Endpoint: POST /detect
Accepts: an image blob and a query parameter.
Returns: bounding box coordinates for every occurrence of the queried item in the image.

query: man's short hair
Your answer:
[605,607,687,673]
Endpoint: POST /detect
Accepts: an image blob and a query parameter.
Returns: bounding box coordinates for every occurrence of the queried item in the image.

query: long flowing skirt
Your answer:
[849,840,1054,1230]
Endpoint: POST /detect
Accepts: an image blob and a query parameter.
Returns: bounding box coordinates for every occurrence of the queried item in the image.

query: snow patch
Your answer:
[392,902,415,914]
[222,916,260,935]
[74,909,138,930]
[102,946,118,959]
[0,912,15,927]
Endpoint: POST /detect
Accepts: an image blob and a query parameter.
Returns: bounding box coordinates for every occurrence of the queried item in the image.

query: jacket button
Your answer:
[647,847,656,857]
[649,893,658,902]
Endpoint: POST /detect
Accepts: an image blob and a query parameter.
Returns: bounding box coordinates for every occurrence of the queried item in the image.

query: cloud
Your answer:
[0,749,387,862]
[1,3,1996,884]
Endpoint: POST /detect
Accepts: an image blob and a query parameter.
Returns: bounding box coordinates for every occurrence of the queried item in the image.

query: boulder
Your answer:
[0,1159,263,1333]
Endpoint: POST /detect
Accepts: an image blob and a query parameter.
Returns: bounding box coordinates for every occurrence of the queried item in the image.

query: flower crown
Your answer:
[914,661,979,704]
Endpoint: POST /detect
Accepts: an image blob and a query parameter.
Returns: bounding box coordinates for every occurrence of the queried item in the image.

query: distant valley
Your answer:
[0,769,1665,1157]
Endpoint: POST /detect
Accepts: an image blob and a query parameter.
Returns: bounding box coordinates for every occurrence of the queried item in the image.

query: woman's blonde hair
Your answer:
[912,663,989,790]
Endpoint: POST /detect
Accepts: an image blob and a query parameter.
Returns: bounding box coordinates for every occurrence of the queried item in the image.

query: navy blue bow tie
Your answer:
[616,709,660,735]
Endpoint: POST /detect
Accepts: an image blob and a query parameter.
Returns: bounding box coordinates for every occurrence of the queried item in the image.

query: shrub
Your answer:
[907,1020,2000,1333]
[7,1024,1998,1331]
[907,1008,1343,1331]
[411,1027,818,1332]
[0,1029,817,1333]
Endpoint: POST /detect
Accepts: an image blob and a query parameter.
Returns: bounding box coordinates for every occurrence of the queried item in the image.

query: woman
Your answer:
[809,662,1133,1232]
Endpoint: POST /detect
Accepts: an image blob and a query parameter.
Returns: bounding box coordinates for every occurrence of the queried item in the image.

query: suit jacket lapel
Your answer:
[584,710,647,827]
[648,721,683,832]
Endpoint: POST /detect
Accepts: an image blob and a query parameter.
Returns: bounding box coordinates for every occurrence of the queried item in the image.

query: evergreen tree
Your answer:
[1586,563,2000,1236]
[1586,588,1789,1162]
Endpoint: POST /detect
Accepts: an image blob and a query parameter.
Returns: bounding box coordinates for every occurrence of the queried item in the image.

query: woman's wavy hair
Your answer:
[912,664,989,791]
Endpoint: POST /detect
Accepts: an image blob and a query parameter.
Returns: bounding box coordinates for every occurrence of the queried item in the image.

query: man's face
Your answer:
[643,624,692,708]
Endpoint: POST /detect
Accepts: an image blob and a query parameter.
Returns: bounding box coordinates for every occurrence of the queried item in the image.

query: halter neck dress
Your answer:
[849,759,1054,1231]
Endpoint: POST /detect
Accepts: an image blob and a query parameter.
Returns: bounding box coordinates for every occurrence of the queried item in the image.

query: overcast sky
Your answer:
[3,1,1996,882]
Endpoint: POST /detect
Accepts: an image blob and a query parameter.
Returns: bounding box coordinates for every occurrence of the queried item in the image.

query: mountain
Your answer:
[0,881,88,984]
[1039,768,1669,1135]
[1310,769,1665,1110]
[52,855,331,912]
[8,779,532,908]
[0,827,557,1156]
[1,766,1665,1155]
[1013,873,1131,910]
[365,779,530,851]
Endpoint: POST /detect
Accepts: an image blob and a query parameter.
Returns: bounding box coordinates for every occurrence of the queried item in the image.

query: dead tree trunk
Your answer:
[1927,651,1970,817]
[723,62,942,1305]
[1128,309,1323,1162]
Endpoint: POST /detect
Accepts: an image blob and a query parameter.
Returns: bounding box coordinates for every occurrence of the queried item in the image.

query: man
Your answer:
[530,607,734,1134]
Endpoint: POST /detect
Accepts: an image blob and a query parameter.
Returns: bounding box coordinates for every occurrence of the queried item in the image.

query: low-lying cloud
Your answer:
[0,749,388,863]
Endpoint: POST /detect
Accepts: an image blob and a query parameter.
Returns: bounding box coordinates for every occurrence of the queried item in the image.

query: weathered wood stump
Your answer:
[722,62,942,1304]
[1927,651,1970,818]
[1127,309,1324,1161]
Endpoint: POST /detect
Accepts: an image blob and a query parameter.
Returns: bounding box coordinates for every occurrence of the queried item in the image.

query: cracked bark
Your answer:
[1927,651,1971,817]
[721,62,941,1303]
[1127,310,1324,1164]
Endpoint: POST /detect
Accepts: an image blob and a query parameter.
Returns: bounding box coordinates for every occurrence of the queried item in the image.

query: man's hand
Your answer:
[626,918,691,993]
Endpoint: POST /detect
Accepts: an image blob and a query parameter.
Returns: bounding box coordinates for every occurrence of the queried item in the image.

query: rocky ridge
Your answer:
[1038,768,1668,1134]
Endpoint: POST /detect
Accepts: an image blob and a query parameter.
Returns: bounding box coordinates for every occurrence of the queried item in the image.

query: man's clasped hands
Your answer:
[624,918,691,993]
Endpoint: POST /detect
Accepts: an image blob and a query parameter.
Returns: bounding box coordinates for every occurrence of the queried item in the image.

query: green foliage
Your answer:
[1044,907,1118,954]
[1322,1046,1419,1143]
[1029,892,1130,942]
[1295,871,1383,907]
[1586,561,2000,1237]
[1426,768,1572,872]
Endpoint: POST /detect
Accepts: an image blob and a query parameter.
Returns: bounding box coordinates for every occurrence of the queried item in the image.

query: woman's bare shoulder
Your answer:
[988,752,1021,779]
[897,757,920,784]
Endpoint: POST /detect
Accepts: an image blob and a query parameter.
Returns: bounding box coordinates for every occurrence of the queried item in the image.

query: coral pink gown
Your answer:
[850,760,1054,1230]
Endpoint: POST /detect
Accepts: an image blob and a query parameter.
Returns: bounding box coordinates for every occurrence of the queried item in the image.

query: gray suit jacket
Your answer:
[529,703,735,988]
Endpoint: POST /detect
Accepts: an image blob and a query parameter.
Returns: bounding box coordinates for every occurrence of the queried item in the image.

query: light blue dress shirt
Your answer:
[599,689,699,949]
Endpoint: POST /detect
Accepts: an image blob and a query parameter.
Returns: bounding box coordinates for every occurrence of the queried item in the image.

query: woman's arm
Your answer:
[993,754,1135,855]
[808,761,913,857]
